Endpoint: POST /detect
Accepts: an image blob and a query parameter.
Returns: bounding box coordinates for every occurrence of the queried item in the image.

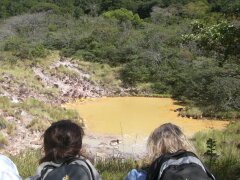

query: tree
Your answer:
[73,0,101,16]
[150,6,181,25]
[171,57,240,113]
[102,8,144,27]
[183,21,240,66]
[208,0,240,15]
[30,3,60,13]
[182,1,210,18]
[206,76,240,111]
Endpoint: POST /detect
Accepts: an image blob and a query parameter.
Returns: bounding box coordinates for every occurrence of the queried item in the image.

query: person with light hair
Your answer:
[0,154,22,180]
[125,123,215,180]
[147,122,196,162]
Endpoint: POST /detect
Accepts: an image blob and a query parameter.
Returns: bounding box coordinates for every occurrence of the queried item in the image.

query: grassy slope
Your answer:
[194,121,240,179]
[0,52,59,96]
[71,58,122,90]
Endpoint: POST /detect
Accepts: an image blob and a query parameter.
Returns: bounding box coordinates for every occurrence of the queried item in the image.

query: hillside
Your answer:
[0,4,239,119]
[0,0,240,179]
[0,51,123,153]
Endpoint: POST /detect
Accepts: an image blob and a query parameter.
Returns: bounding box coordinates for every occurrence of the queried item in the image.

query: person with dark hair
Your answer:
[27,120,100,180]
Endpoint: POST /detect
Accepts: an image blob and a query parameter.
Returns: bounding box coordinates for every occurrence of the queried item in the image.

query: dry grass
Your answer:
[71,58,122,89]
[0,132,8,146]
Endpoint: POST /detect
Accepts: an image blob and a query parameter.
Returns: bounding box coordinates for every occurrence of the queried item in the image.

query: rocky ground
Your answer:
[33,60,109,102]
[0,56,119,156]
[1,60,111,103]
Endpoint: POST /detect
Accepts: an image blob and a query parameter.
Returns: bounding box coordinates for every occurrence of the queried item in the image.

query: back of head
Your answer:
[146,123,215,180]
[147,123,195,161]
[40,120,84,163]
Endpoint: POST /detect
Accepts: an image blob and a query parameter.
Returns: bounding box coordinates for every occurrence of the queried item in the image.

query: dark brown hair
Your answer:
[40,120,84,164]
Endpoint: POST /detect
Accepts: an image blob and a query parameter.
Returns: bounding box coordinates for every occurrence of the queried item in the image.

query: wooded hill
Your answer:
[0,1,240,179]
[0,0,239,118]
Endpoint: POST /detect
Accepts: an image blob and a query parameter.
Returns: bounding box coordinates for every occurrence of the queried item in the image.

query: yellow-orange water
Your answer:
[65,97,228,137]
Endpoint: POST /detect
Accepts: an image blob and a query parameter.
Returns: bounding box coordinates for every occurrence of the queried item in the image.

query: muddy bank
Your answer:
[83,133,147,161]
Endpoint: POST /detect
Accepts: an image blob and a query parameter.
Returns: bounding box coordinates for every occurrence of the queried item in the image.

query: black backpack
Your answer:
[146,151,215,180]
[37,157,101,180]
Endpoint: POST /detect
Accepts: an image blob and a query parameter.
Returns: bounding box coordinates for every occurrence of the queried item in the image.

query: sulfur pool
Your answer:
[65,97,228,137]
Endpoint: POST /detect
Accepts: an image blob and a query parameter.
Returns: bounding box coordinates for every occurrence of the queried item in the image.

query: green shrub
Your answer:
[120,58,153,85]
[4,37,23,51]
[171,58,240,117]
[15,43,48,60]
[151,82,170,94]
[179,107,203,119]
[77,51,97,61]
[31,44,48,58]
[102,8,144,27]
[48,24,57,32]
[150,6,180,25]
[209,152,240,180]
[60,48,76,57]
[73,7,84,18]
[183,1,210,18]
[194,121,240,180]
[31,3,60,14]
[4,36,48,60]
[44,32,65,49]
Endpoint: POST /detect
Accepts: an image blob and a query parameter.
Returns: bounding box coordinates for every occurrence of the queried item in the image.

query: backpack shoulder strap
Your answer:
[38,157,100,180]
[62,156,101,180]
[38,162,61,180]
[181,152,215,180]
[147,151,215,180]
[158,153,206,179]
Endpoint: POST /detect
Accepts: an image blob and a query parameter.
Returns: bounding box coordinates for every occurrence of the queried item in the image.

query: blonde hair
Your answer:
[147,123,195,162]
